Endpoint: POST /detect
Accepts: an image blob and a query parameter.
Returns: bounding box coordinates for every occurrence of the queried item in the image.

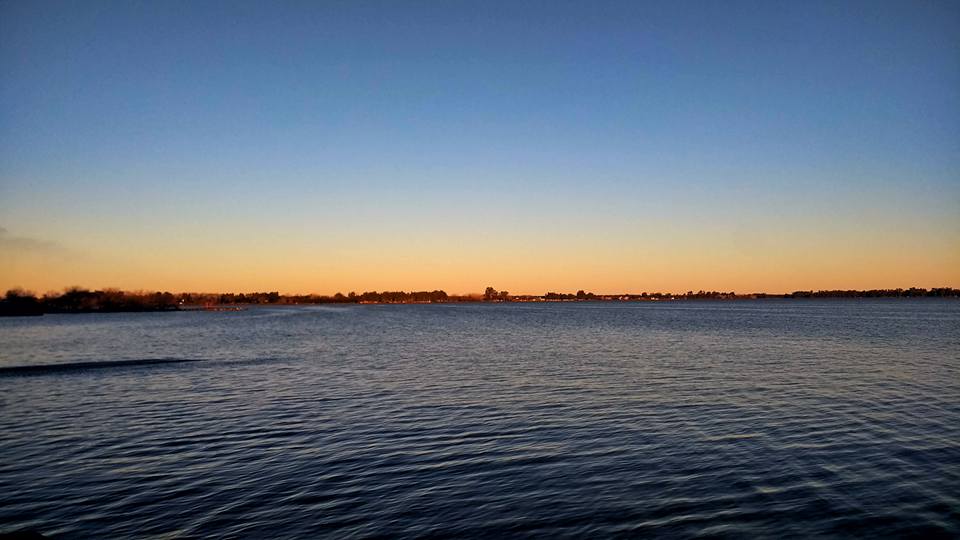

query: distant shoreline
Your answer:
[1,287,957,317]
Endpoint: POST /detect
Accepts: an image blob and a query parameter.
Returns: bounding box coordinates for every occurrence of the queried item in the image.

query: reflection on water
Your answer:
[1,300,958,537]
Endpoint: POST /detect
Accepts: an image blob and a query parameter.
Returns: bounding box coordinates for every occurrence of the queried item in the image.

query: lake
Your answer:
[1,300,958,538]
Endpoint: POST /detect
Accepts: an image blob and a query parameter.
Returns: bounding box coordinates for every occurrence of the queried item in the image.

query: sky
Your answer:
[1,0,958,295]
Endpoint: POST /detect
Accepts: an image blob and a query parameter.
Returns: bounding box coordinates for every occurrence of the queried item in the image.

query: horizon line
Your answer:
[6,284,960,298]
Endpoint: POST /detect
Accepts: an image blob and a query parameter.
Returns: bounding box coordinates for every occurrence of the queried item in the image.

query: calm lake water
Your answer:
[1,300,958,538]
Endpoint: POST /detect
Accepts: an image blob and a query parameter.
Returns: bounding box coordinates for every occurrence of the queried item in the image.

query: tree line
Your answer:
[0,287,469,315]
[1,287,179,316]
[2,286,958,316]
[787,288,959,298]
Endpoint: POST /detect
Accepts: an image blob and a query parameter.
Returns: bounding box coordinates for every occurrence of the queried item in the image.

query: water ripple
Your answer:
[0,300,958,538]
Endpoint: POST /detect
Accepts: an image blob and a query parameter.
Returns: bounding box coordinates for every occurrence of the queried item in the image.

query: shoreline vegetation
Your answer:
[1,286,958,317]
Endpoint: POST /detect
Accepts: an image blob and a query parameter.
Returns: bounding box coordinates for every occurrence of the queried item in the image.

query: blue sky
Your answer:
[1,1,958,293]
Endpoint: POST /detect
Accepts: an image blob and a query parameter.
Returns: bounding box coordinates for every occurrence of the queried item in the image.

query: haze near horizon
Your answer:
[1,1,958,295]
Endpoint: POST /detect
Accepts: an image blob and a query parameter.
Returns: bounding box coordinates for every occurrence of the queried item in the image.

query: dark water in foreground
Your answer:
[1,300,958,538]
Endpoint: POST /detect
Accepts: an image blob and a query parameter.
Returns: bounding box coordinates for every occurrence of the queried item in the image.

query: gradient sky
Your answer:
[1,0,958,295]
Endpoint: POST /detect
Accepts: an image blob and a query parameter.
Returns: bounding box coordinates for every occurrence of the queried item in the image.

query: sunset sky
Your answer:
[1,1,958,295]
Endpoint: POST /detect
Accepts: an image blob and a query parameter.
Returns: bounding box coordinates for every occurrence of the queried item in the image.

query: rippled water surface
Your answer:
[1,300,959,538]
